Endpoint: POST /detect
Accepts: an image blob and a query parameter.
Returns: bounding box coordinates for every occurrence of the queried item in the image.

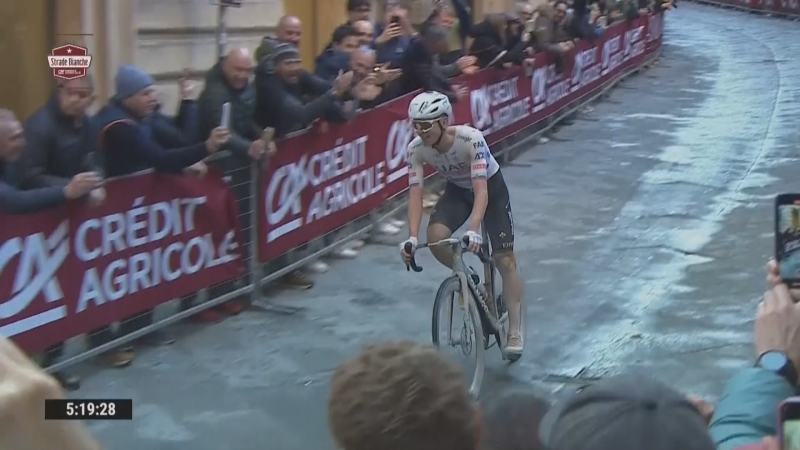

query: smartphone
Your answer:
[775,194,800,286]
[781,397,800,450]
[391,15,400,24]
[525,19,536,33]
[220,102,231,128]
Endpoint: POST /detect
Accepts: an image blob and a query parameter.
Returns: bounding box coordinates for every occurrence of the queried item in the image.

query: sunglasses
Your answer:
[413,120,437,132]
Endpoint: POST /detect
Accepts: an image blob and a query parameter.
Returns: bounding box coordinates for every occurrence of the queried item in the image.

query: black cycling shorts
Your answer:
[429,170,514,253]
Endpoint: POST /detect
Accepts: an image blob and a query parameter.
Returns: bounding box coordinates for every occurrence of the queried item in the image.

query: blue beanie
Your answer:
[115,65,154,99]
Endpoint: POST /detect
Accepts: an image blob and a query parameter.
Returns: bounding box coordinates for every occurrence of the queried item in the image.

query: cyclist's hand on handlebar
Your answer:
[400,236,418,265]
[464,231,482,254]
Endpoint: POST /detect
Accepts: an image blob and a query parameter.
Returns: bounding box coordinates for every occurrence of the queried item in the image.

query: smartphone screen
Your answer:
[782,399,800,450]
[775,195,800,285]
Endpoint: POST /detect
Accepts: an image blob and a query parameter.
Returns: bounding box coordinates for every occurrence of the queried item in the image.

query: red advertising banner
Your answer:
[0,170,246,352]
[259,14,664,261]
[696,0,800,14]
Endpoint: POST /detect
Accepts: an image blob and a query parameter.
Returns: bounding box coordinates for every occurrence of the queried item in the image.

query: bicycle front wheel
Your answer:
[431,275,486,399]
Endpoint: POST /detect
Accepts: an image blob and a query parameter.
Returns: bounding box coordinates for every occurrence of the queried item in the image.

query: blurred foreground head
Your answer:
[328,341,479,450]
[539,373,715,450]
[480,389,550,450]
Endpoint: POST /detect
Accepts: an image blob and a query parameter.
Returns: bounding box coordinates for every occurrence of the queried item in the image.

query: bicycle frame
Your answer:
[409,236,503,335]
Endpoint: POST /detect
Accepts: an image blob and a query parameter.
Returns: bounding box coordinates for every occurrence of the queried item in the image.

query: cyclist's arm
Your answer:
[468,132,490,233]
[407,143,425,239]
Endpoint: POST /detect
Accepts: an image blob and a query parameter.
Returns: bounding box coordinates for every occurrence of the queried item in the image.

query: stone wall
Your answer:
[135,0,282,111]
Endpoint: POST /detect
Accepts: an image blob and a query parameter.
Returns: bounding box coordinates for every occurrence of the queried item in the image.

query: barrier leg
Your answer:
[247,161,304,315]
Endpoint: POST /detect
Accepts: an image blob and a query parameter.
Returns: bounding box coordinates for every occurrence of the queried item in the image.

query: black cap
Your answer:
[538,373,716,450]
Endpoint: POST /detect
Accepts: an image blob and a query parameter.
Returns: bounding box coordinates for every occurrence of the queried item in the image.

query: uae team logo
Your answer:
[47,44,92,80]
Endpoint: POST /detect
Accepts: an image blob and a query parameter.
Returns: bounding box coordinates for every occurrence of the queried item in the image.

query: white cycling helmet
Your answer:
[408,91,453,122]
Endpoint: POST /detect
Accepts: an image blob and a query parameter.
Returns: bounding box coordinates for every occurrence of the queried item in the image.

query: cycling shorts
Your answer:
[429,170,514,253]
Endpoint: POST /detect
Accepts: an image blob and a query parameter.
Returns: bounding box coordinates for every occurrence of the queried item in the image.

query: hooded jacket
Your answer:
[92,98,207,177]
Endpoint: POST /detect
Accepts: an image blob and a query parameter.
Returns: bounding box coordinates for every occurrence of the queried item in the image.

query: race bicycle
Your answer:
[404,226,526,398]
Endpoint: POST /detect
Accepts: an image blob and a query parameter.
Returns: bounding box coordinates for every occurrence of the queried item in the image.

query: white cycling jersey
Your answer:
[407,125,500,189]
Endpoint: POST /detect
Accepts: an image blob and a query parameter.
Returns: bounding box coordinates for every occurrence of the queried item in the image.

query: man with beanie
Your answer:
[255,43,353,138]
[538,373,716,450]
[89,64,230,366]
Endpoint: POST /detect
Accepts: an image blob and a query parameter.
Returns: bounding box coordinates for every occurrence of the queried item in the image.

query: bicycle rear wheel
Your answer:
[431,275,486,399]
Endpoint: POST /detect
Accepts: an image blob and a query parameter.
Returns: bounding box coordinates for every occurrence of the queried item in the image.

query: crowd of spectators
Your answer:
[0,0,673,398]
[1,257,796,450]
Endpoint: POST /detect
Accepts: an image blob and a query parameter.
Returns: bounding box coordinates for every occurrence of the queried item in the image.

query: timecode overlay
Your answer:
[45,399,133,420]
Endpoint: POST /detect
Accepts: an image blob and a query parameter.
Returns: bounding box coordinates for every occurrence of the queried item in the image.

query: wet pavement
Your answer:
[75,4,800,450]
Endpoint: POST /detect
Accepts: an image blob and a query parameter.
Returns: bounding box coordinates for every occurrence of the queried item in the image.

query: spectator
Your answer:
[517,1,536,21]
[533,2,575,72]
[0,109,99,214]
[538,373,716,450]
[329,341,479,450]
[194,48,270,320]
[254,15,303,64]
[399,25,467,102]
[425,0,474,66]
[469,13,530,68]
[346,0,372,24]
[20,75,106,390]
[707,261,800,449]
[374,5,414,68]
[349,47,403,109]
[315,24,360,82]
[480,389,550,450]
[617,0,643,20]
[255,43,352,138]
[607,2,625,23]
[89,64,229,365]
[0,333,105,450]
[353,20,375,47]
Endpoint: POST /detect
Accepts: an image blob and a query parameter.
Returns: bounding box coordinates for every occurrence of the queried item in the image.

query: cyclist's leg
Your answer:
[483,172,524,353]
[428,182,472,269]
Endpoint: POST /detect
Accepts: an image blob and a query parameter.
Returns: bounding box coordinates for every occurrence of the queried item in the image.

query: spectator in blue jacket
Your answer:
[373,4,413,68]
[88,65,230,367]
[708,260,800,450]
[315,24,360,82]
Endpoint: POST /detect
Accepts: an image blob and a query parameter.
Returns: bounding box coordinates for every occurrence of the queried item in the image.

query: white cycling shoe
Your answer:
[506,333,524,356]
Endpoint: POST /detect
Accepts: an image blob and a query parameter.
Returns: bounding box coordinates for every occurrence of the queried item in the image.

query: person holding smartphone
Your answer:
[708,260,800,450]
[374,5,413,68]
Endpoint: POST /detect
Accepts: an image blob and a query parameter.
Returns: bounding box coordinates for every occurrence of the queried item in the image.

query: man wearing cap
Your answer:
[88,64,230,366]
[538,373,716,450]
[255,43,353,137]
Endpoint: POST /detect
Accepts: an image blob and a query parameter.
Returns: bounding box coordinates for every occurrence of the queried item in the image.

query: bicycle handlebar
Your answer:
[404,235,490,273]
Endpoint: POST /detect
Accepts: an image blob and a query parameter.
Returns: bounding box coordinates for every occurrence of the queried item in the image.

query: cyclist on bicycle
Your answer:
[399,91,524,356]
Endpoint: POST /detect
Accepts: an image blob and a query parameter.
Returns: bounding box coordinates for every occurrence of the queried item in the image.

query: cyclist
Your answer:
[399,91,524,356]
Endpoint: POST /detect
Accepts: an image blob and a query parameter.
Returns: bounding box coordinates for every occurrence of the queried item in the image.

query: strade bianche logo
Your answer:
[0,222,69,337]
[48,44,92,80]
